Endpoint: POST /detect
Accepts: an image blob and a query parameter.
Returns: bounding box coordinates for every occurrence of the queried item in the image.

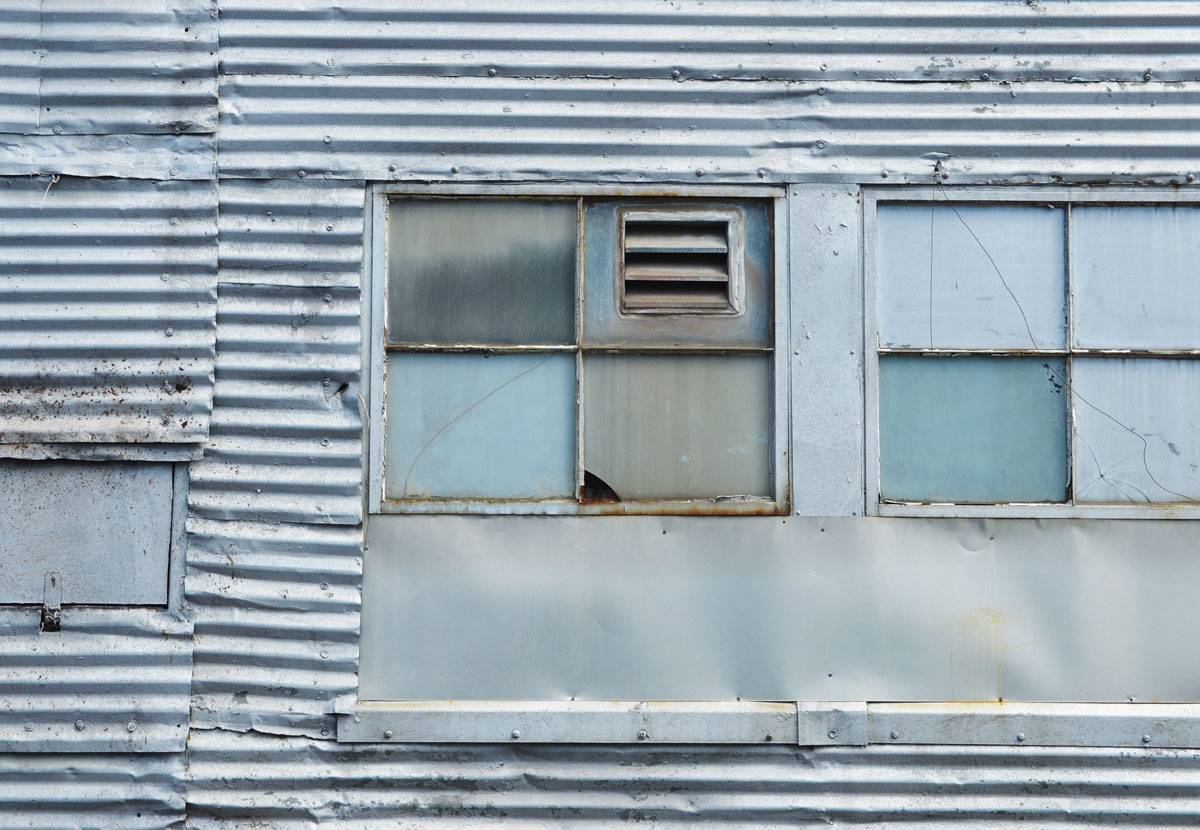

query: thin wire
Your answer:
[934,182,1197,503]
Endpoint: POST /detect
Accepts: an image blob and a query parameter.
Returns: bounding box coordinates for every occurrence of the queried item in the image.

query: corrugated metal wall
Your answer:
[3,1,1200,826]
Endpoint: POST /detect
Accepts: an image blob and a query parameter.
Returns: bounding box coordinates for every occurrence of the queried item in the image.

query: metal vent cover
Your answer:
[618,209,741,314]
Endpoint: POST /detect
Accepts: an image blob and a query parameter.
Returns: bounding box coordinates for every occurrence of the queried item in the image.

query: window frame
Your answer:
[365,182,790,516]
[863,185,1200,520]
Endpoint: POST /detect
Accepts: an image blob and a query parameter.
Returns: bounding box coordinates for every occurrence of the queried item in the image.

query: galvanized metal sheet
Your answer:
[0,750,184,830]
[186,282,362,525]
[363,515,1200,702]
[185,518,360,738]
[37,0,217,136]
[0,134,215,180]
[217,1,1200,84]
[185,727,1200,827]
[217,75,1200,184]
[0,175,216,448]
[0,607,191,752]
[0,0,39,133]
[0,460,174,605]
[218,179,365,288]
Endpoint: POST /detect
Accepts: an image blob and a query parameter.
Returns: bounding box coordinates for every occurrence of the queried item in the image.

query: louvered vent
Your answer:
[620,211,741,314]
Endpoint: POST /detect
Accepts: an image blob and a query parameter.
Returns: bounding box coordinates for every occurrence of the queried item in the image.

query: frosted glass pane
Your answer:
[877,205,1066,350]
[1073,207,1200,349]
[385,353,575,500]
[387,199,576,345]
[583,355,771,500]
[1073,358,1200,504]
[879,356,1068,503]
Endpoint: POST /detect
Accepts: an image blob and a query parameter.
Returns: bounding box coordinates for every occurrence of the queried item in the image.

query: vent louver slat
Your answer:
[621,215,738,314]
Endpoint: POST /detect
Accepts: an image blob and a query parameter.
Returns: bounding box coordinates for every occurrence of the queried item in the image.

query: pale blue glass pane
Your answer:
[384,353,575,500]
[1073,207,1200,349]
[583,354,771,500]
[879,356,1068,503]
[877,205,1066,350]
[1073,358,1200,504]
[387,199,577,345]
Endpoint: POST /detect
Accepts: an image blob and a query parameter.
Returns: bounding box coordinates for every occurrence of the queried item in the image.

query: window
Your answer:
[866,189,1200,517]
[367,186,787,515]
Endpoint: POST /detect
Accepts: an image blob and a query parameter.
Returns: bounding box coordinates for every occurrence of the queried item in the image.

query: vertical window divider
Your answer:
[1064,201,1076,505]
[575,197,586,502]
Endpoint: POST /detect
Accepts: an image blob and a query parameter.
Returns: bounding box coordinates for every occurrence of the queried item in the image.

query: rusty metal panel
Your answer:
[218,178,364,288]
[186,282,361,525]
[0,460,174,605]
[185,518,360,738]
[37,0,217,136]
[0,750,184,830]
[184,728,1200,827]
[216,75,1200,185]
[217,1,1200,84]
[0,608,191,753]
[0,175,216,450]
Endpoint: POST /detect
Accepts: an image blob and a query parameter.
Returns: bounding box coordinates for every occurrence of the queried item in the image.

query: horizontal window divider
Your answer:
[579,346,773,355]
[877,349,1069,357]
[337,700,1200,748]
[378,498,783,516]
[384,344,577,353]
[878,502,1200,520]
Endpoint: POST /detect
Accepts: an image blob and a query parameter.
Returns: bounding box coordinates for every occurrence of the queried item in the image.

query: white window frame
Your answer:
[863,185,1200,520]
[364,182,791,516]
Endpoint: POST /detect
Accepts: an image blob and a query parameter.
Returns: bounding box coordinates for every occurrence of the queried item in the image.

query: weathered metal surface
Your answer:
[186,281,362,525]
[0,134,215,180]
[0,607,191,753]
[218,75,1200,184]
[0,750,184,830]
[185,518,360,738]
[0,460,174,604]
[0,175,216,449]
[362,515,1200,703]
[218,178,365,288]
[217,1,1200,84]
[0,1,38,133]
[186,728,1200,827]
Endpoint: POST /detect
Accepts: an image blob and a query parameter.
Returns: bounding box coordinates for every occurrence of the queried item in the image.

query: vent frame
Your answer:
[617,207,744,316]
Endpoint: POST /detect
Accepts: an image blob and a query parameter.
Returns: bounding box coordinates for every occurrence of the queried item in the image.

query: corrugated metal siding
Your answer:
[185,730,1200,827]
[186,518,360,738]
[217,1,1200,84]
[217,75,1200,183]
[0,175,217,448]
[0,751,184,830]
[185,281,362,524]
[0,608,192,754]
[0,1,38,132]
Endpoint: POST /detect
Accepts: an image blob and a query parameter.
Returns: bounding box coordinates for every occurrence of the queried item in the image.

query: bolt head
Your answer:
[890,730,900,740]
[636,729,650,740]
[127,721,137,732]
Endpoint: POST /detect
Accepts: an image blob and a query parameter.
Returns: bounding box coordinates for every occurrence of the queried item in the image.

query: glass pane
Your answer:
[384,353,575,500]
[387,199,577,345]
[1073,206,1200,350]
[877,205,1066,350]
[879,355,1068,503]
[1073,358,1200,504]
[582,354,771,500]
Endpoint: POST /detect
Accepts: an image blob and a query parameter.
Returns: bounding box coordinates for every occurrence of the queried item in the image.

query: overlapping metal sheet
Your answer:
[217,1,1200,84]
[0,751,184,830]
[185,280,362,524]
[0,608,192,754]
[217,75,1200,184]
[185,729,1200,827]
[186,518,360,738]
[0,175,216,450]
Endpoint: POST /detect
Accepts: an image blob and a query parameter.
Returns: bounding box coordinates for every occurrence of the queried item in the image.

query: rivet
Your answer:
[671,69,681,79]
[1016,733,1026,742]
[24,723,32,732]
[320,650,329,658]
[75,720,85,731]
[637,730,650,741]
[53,125,63,134]
[127,721,137,732]
[511,729,521,739]
[1143,734,1152,744]
[695,168,704,177]
[881,170,889,178]
[320,582,329,590]
[827,730,837,739]
[325,224,334,231]
[323,135,332,143]
[487,67,497,77]
[890,730,900,740]
[384,730,393,739]
[817,87,825,95]
[816,140,826,149]
[981,72,991,81]
[165,327,174,337]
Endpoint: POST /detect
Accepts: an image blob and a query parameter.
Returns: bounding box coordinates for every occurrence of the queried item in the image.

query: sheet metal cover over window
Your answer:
[381,196,775,509]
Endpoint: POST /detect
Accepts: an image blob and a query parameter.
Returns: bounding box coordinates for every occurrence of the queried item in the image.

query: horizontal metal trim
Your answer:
[877,502,1200,519]
[376,498,783,516]
[338,701,1200,748]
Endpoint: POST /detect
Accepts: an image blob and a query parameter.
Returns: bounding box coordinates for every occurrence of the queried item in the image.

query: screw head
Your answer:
[75,720,85,731]
[127,721,137,732]
[24,723,32,732]
[1016,732,1026,742]
[816,140,826,149]
[52,125,63,134]
[320,582,329,590]
[1143,734,1152,744]
[817,87,826,95]
[981,72,991,81]
[323,135,332,143]
[636,729,650,741]
[827,730,837,739]
[487,67,497,77]
[164,327,174,337]
[383,730,393,739]
[511,729,521,739]
[890,730,900,740]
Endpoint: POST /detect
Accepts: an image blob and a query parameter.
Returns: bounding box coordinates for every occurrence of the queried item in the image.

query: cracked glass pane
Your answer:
[879,355,1068,503]
[387,199,577,345]
[384,352,575,500]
